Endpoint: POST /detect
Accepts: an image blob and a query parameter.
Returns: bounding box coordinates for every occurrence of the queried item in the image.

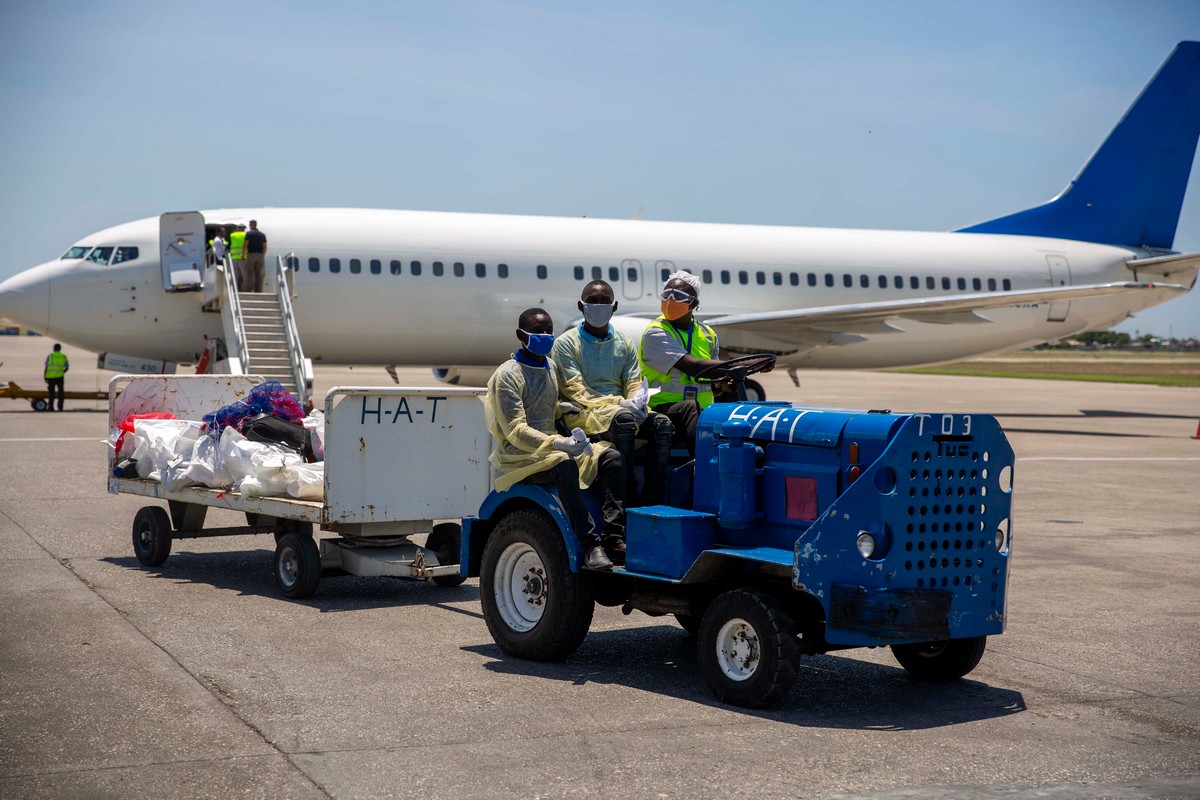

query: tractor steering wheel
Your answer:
[693,354,777,402]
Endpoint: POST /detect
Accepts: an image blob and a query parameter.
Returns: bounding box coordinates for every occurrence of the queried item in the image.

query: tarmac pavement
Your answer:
[0,337,1197,798]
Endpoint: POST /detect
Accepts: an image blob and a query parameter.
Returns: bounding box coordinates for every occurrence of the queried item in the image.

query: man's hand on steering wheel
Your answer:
[692,353,778,382]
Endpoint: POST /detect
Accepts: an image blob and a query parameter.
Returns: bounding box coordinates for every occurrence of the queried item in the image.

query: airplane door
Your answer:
[620,259,643,301]
[1046,254,1072,322]
[159,212,206,291]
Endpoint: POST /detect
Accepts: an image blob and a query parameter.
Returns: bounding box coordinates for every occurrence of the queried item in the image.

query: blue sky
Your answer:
[1,0,1198,338]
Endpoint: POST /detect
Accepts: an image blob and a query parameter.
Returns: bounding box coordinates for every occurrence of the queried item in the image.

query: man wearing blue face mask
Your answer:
[552,281,673,509]
[483,307,626,570]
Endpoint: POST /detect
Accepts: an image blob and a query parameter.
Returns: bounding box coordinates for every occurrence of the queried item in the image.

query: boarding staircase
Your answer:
[208,254,313,408]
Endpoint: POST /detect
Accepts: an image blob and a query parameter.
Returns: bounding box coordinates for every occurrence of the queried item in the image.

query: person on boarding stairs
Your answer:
[243,219,268,293]
[552,279,672,507]
[228,225,248,290]
[483,307,627,570]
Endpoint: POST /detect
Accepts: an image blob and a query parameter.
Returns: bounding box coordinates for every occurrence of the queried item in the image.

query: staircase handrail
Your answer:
[275,254,310,407]
[218,254,249,372]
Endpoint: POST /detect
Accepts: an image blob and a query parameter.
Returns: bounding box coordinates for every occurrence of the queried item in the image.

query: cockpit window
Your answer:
[62,246,92,259]
[112,246,139,264]
[86,247,114,265]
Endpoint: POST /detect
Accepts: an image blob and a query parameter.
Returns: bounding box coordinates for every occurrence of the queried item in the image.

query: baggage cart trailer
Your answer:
[2,379,108,410]
[108,375,490,598]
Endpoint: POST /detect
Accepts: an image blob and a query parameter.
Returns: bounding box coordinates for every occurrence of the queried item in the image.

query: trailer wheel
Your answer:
[273,519,312,546]
[892,636,987,682]
[274,532,320,599]
[698,589,800,708]
[480,509,594,661]
[427,522,466,587]
[744,379,766,402]
[32,398,49,412]
[132,506,173,567]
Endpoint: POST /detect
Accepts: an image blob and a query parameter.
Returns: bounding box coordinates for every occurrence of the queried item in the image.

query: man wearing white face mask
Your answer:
[552,281,673,509]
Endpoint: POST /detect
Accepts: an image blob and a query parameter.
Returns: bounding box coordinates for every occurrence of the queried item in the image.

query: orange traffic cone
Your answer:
[1193,419,1200,439]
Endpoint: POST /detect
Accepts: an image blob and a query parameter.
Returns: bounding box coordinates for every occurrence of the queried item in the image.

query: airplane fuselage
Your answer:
[4,207,1187,372]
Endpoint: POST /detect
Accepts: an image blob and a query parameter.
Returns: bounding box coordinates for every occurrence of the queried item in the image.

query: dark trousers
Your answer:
[526,449,626,549]
[46,377,64,411]
[651,398,702,458]
[607,411,672,506]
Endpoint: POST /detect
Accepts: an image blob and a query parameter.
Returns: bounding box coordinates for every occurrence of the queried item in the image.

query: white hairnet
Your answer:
[663,270,701,294]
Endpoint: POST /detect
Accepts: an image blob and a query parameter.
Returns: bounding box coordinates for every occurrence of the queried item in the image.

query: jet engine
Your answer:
[432,367,496,387]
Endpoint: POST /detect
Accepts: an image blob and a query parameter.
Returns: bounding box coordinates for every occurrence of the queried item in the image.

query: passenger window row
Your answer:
[654,267,1011,292]
[298,257,1010,293]
[304,258,513,279]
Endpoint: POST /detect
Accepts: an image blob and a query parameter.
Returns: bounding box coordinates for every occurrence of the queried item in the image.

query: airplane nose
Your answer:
[0,263,52,334]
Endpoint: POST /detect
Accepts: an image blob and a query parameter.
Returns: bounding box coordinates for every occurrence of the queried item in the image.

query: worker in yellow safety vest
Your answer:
[228,225,248,290]
[43,342,70,411]
[638,271,772,456]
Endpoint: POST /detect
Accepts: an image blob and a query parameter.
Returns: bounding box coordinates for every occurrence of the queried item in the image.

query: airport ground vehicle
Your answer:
[462,356,1015,707]
[2,379,108,410]
[111,367,1014,707]
[108,375,490,598]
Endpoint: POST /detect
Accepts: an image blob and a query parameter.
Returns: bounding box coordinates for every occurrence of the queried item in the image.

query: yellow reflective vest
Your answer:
[44,351,68,380]
[638,317,718,409]
[228,230,247,260]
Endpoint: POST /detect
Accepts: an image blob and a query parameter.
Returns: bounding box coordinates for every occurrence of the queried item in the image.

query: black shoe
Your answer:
[585,545,613,571]
[603,538,626,566]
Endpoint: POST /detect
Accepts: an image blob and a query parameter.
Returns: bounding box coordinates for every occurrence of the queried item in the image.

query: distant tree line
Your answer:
[1035,331,1198,351]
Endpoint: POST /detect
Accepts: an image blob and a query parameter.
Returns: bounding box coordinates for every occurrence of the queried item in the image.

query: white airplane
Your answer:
[2,42,1198,391]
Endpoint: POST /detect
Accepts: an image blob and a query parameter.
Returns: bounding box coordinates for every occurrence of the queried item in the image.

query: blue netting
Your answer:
[202,381,304,437]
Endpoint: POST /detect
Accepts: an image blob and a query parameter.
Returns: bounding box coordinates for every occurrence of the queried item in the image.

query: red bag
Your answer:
[114,412,176,455]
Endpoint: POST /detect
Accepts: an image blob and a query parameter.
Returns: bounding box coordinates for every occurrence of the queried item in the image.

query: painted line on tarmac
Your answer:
[1019,456,1200,461]
[0,437,100,442]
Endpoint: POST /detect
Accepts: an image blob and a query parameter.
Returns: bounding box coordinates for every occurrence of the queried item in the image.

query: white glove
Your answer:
[619,398,649,423]
[558,401,582,415]
[552,436,588,457]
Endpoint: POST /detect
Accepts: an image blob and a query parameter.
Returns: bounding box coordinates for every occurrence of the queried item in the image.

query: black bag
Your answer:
[242,413,313,460]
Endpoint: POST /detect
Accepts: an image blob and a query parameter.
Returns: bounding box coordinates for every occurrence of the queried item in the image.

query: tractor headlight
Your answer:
[856,531,876,559]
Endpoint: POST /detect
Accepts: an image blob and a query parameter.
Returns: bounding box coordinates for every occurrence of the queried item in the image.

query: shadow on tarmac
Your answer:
[986,408,1198,438]
[465,626,1026,730]
[103,552,1025,729]
[102,551,483,616]
[1001,409,1199,419]
[998,427,1167,438]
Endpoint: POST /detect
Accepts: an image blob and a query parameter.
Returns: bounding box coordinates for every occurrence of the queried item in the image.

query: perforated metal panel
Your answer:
[899,447,1003,596]
[793,413,1014,647]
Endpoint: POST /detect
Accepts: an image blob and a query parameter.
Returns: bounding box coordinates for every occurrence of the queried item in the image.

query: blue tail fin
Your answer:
[958,42,1200,249]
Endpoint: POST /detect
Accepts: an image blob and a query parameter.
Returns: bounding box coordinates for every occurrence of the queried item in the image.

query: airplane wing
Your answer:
[1125,251,1200,279]
[704,282,1191,349]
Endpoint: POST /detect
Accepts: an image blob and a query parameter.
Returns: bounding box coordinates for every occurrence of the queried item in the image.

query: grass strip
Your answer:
[888,368,1200,387]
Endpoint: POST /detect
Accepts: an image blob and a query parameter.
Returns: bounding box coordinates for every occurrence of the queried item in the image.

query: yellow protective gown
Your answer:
[550,326,642,436]
[483,356,611,492]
